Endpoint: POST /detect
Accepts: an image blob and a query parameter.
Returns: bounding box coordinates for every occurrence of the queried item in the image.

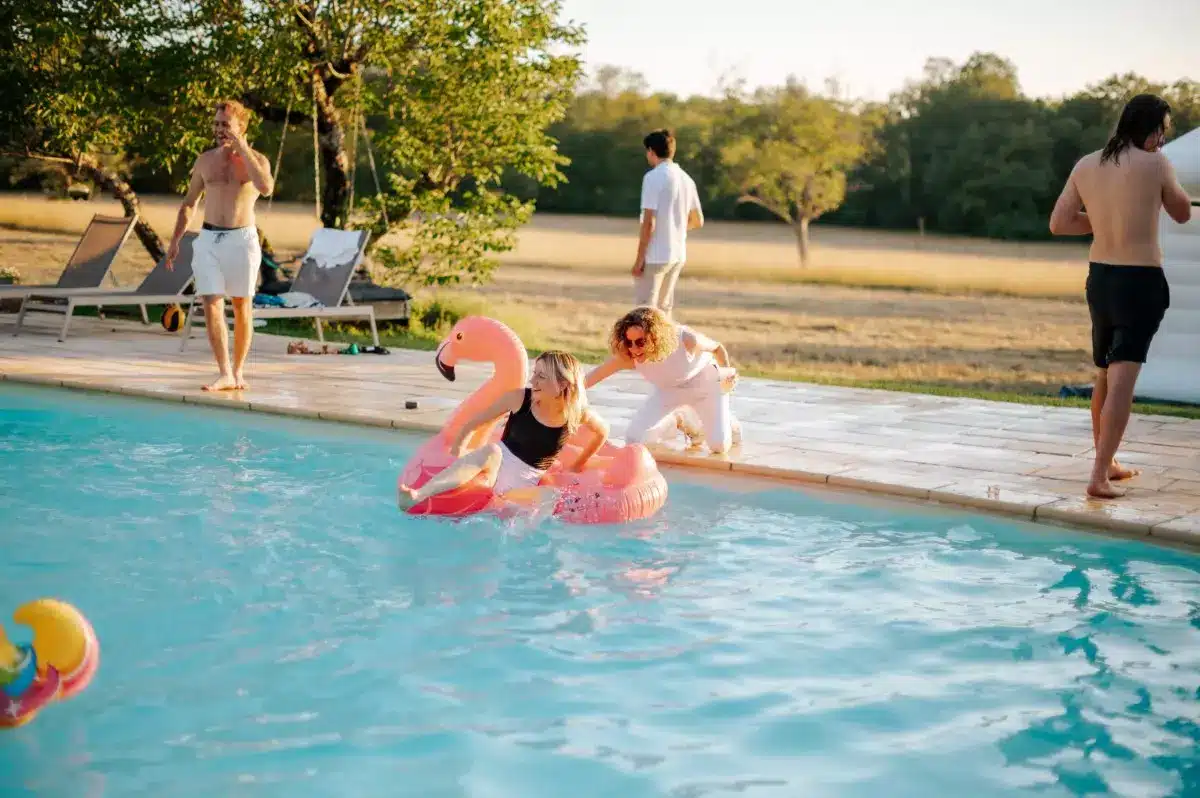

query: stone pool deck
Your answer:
[2,313,1199,547]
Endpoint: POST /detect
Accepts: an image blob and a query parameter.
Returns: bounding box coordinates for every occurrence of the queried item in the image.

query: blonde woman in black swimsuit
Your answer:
[398,351,610,508]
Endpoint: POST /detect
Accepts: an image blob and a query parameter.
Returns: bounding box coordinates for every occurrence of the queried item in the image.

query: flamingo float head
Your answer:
[433,316,529,389]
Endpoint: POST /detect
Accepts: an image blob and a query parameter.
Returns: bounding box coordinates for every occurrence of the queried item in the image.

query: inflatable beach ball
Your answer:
[161,304,184,332]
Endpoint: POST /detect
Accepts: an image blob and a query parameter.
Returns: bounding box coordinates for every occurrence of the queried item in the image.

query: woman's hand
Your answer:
[570,411,610,471]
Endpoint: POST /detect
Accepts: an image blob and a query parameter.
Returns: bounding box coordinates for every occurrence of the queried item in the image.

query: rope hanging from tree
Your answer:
[266,95,293,212]
[311,91,321,220]
[360,112,388,227]
[347,74,360,217]
[347,106,358,216]
[268,73,386,228]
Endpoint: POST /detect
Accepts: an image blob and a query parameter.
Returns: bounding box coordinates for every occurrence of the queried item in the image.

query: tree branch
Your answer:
[242,92,311,125]
[322,39,372,96]
[293,2,324,57]
[737,192,792,224]
[2,149,166,261]
[1,149,78,167]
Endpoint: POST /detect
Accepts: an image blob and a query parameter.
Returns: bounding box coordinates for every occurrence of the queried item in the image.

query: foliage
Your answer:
[0,0,583,286]
[0,0,200,258]
[525,53,1198,246]
[717,80,874,265]
[2,21,1197,268]
[827,55,1199,240]
[159,0,584,287]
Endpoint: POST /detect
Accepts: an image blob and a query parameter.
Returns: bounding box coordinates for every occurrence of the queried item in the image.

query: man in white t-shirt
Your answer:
[632,129,703,317]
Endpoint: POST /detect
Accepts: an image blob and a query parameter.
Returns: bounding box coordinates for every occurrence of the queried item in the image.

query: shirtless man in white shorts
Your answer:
[165,99,275,391]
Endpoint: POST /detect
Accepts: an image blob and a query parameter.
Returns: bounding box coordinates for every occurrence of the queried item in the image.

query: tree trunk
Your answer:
[794,216,810,267]
[312,71,352,231]
[80,158,165,262]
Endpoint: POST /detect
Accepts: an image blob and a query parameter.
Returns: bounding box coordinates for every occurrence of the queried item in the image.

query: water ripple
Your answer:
[0,383,1197,798]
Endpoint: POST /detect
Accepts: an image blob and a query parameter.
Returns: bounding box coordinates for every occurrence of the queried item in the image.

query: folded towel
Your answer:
[252,293,286,307]
[280,291,323,308]
[254,291,323,309]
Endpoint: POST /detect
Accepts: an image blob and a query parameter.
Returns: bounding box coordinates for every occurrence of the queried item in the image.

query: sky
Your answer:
[557,0,1199,101]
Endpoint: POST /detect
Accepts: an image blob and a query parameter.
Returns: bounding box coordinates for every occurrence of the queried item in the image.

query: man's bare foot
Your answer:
[1108,461,1140,481]
[202,374,238,392]
[397,484,420,509]
[1086,478,1127,499]
[233,373,249,391]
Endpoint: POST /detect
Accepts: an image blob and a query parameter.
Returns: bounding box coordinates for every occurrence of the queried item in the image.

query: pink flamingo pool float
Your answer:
[397,316,668,524]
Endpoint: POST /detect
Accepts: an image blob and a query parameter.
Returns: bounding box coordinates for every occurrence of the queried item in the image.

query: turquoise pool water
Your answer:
[0,383,1197,797]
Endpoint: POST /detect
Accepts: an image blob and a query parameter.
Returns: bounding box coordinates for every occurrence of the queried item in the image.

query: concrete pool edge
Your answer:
[5,370,1196,551]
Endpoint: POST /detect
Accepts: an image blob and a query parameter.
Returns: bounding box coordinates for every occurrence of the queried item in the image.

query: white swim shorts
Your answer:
[193,224,260,298]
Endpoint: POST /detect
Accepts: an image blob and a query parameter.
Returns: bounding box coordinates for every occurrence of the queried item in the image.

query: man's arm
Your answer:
[634,213,654,274]
[237,144,275,197]
[687,179,704,231]
[634,173,656,275]
[166,164,205,268]
[1049,167,1092,236]
[1162,156,1193,224]
[682,327,730,367]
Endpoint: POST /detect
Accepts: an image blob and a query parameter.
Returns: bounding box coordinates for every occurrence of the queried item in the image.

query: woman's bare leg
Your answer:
[398,444,502,508]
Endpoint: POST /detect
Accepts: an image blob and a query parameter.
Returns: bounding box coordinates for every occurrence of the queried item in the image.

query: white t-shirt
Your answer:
[640,161,702,265]
[634,325,713,388]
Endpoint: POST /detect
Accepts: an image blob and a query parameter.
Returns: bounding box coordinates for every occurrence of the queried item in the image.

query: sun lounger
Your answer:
[180,228,379,350]
[14,232,198,341]
[0,214,137,300]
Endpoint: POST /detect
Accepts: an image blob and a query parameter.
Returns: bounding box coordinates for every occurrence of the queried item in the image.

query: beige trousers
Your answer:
[633,261,684,316]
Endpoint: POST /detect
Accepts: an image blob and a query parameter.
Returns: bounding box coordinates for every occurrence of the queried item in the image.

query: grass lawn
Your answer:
[7,193,1198,420]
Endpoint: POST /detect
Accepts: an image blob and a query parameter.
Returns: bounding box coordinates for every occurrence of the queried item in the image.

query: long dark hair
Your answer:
[1100,93,1171,165]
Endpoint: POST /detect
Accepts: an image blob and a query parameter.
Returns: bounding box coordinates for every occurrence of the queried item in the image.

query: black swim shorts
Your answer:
[1085,262,1171,369]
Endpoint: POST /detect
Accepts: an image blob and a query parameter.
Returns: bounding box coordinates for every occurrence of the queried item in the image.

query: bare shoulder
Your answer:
[582,406,608,429]
[1149,148,1175,174]
[249,147,271,167]
[1074,150,1102,173]
[501,388,527,409]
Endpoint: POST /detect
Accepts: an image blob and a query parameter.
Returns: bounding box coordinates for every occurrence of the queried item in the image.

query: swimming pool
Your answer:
[1,383,1197,797]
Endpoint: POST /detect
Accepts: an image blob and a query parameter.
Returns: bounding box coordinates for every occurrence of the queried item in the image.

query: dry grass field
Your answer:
[0,192,1098,396]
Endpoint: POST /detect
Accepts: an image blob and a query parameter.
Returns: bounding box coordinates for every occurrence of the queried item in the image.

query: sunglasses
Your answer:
[625,335,646,349]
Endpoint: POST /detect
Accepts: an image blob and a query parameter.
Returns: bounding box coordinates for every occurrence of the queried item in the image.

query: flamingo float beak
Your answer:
[434,343,456,382]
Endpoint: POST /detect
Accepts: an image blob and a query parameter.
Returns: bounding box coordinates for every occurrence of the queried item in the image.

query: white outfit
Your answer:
[193,225,260,298]
[640,161,702,265]
[637,162,702,315]
[492,442,547,495]
[627,326,735,453]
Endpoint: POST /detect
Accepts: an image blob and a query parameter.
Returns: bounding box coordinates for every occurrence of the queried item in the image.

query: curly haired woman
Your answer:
[585,306,741,454]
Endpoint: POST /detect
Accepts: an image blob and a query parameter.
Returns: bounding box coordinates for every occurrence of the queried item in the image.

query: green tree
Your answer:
[0,0,196,260]
[171,0,584,286]
[719,80,873,266]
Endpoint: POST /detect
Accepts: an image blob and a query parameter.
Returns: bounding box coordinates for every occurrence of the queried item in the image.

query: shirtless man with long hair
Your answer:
[1050,93,1192,498]
[165,100,275,392]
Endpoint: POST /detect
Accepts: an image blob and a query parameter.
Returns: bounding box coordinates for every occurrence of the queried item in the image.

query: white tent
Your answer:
[1137,127,1200,404]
